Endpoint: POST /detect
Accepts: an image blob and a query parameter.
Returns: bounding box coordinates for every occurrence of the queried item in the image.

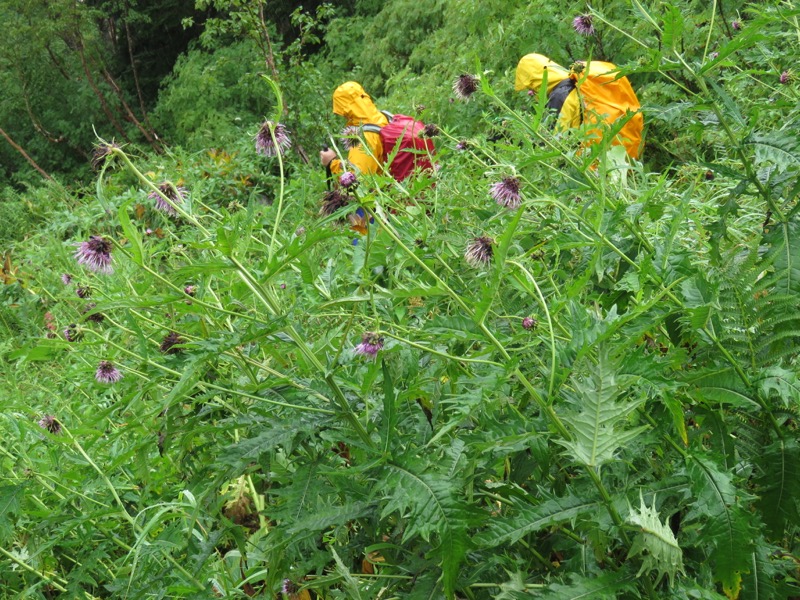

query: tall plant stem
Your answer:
[509,261,557,400]
[228,256,373,446]
[0,545,67,592]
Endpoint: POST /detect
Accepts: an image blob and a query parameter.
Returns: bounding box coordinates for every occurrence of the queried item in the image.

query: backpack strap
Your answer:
[545,78,578,119]
[362,111,394,134]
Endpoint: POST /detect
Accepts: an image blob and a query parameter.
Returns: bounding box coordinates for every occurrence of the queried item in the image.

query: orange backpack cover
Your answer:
[515,54,644,159]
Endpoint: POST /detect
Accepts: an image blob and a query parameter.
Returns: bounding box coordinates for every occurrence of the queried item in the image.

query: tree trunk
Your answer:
[122,0,153,130]
[0,126,54,181]
[74,37,130,142]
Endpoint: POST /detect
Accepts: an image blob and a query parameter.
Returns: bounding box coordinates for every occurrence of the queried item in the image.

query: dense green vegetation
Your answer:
[2,0,799,598]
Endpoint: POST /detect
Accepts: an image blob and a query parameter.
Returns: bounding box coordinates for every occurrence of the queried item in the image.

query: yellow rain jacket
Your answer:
[514,53,643,159]
[330,82,390,175]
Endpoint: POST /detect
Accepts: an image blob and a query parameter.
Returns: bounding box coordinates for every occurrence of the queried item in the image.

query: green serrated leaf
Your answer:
[556,349,648,468]
[627,492,684,586]
[475,493,598,548]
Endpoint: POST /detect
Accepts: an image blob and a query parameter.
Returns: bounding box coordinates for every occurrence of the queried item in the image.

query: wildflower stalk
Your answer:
[509,261,557,400]
[365,205,570,438]
[82,329,334,414]
[380,331,503,366]
[262,75,287,261]
[671,54,784,221]
[60,422,137,529]
[113,245,268,324]
[110,311,336,406]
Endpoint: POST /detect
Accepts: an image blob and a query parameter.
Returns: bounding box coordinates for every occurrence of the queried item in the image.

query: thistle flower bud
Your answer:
[355,332,384,358]
[339,171,358,189]
[160,331,186,355]
[149,182,188,217]
[490,177,522,209]
[465,236,494,267]
[38,415,62,435]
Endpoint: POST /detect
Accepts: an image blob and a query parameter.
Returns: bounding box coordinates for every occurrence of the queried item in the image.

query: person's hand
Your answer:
[320,148,336,167]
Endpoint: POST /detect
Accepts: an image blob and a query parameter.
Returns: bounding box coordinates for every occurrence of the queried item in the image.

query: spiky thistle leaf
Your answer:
[380,456,473,599]
[686,456,758,598]
[627,492,685,586]
[556,349,648,468]
[475,492,599,548]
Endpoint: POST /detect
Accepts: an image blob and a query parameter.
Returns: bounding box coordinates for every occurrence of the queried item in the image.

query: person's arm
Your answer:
[321,132,384,175]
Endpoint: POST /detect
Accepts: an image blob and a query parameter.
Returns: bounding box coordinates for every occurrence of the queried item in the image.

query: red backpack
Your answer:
[364,112,435,181]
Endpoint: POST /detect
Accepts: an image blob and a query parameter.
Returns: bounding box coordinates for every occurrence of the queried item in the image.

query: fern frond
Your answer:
[753,439,800,539]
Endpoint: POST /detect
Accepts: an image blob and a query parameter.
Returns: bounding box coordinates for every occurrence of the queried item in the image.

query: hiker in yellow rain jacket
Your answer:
[320,81,389,175]
[514,53,644,160]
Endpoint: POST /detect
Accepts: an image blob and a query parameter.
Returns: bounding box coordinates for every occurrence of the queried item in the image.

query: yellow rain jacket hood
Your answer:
[514,53,571,94]
[333,81,389,127]
[514,54,644,159]
[329,82,389,176]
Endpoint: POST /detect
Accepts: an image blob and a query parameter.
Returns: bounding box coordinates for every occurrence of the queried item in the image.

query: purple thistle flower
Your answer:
[95,360,123,384]
[522,317,538,330]
[76,286,92,299]
[573,14,595,35]
[780,70,790,84]
[160,331,186,355]
[355,332,384,358]
[184,285,197,297]
[61,273,73,285]
[731,20,741,31]
[320,190,351,216]
[490,176,522,209]
[422,123,440,138]
[340,125,362,150]
[91,141,120,170]
[74,236,113,274]
[453,74,480,100]
[339,171,358,188]
[255,121,291,157]
[455,139,469,151]
[148,182,187,217]
[38,415,62,435]
[465,236,494,267]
